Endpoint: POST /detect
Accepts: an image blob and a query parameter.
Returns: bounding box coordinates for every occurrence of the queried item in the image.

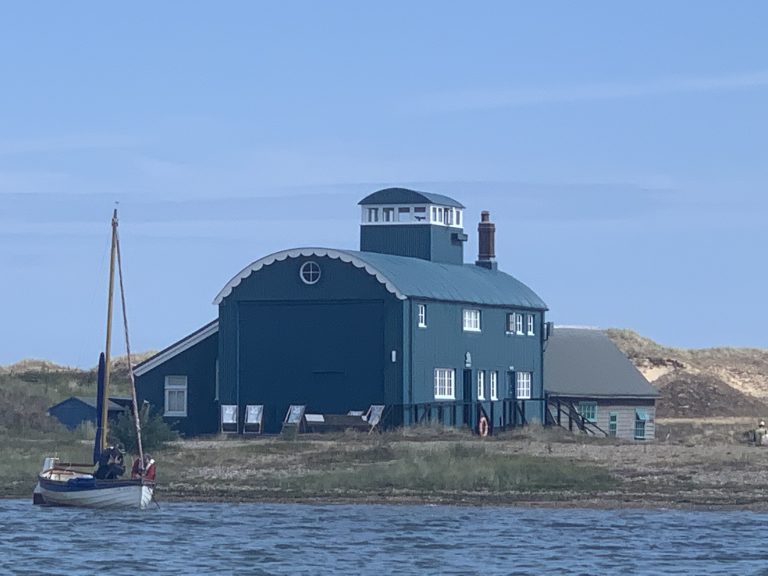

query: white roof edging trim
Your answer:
[134,321,219,377]
[212,248,407,305]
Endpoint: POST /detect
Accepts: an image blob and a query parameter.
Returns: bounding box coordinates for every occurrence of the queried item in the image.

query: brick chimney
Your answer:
[475,211,497,270]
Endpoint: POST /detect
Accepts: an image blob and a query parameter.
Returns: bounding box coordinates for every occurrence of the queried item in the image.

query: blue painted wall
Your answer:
[48,398,124,431]
[360,224,464,265]
[409,300,545,429]
[135,330,219,436]
[218,254,403,433]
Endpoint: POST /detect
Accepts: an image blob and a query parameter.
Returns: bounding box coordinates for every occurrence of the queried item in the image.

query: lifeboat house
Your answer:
[135,188,549,436]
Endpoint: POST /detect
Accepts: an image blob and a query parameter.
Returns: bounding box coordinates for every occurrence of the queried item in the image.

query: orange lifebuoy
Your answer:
[478,415,489,437]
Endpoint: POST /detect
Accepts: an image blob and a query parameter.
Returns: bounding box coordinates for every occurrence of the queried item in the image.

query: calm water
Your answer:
[2,499,768,575]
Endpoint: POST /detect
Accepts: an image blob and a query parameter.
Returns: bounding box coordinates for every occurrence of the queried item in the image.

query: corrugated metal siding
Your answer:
[410,301,545,428]
[219,254,402,433]
[360,224,434,262]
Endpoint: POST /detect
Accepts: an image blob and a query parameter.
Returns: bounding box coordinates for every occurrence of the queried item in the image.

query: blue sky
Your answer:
[1,2,767,367]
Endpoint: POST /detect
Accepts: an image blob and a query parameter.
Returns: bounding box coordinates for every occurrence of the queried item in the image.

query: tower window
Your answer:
[413,207,427,221]
[398,207,410,221]
[367,208,379,222]
[382,207,395,222]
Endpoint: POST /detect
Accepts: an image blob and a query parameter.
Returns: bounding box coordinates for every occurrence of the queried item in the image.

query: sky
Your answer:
[1,1,767,367]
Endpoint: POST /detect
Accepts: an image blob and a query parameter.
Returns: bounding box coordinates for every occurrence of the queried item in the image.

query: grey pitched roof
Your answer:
[544,327,658,398]
[358,188,465,209]
[215,248,548,310]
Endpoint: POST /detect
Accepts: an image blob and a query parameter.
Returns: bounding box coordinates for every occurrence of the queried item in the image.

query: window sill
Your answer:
[418,324,427,329]
[164,411,187,417]
[434,396,456,401]
[463,328,481,333]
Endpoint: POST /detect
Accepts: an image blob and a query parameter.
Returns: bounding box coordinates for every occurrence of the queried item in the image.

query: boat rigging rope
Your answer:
[114,220,146,477]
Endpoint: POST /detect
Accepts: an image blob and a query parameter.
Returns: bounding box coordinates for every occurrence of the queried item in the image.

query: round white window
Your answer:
[300,261,321,285]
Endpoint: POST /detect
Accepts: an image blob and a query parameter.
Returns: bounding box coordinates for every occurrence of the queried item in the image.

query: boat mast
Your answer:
[115,215,145,472]
[100,209,118,455]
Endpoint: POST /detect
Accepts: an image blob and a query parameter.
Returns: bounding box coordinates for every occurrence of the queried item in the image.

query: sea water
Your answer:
[2,499,768,575]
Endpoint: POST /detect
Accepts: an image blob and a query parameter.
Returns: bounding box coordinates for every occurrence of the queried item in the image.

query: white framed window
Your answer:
[382,207,395,222]
[490,371,498,400]
[463,309,481,332]
[417,304,427,328]
[164,375,188,417]
[398,207,410,221]
[579,401,597,423]
[477,370,485,400]
[434,368,455,399]
[367,207,379,222]
[506,313,516,333]
[414,207,427,221]
[515,313,524,335]
[527,314,535,335]
[455,210,462,227]
[515,372,532,400]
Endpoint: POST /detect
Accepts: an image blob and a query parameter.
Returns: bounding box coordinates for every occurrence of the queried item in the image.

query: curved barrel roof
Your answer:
[358,188,465,208]
[214,247,547,310]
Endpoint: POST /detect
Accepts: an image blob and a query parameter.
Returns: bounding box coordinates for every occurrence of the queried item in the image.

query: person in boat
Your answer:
[95,445,125,479]
[131,454,156,481]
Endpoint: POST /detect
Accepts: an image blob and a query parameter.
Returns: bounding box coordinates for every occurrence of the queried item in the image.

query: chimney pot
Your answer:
[476,210,497,270]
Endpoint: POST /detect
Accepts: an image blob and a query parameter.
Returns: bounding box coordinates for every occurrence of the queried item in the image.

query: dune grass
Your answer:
[272,442,615,495]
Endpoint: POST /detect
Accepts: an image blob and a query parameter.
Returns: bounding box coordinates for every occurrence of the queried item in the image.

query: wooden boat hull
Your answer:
[35,474,154,510]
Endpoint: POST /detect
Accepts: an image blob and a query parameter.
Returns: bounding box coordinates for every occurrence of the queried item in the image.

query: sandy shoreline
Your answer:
[13,421,768,511]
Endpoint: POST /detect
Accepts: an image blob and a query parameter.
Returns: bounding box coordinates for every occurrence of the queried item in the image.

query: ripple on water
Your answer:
[3,501,768,575]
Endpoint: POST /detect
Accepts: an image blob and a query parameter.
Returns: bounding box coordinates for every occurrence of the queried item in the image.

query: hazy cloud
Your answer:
[420,70,768,112]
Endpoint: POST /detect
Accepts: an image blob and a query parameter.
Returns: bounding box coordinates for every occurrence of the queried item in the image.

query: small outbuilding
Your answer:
[544,327,658,440]
[48,396,132,430]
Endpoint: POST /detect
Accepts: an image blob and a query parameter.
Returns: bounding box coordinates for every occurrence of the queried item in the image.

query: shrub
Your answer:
[109,406,178,453]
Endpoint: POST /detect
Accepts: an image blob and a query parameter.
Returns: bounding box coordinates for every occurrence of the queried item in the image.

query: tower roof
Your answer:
[358,188,464,208]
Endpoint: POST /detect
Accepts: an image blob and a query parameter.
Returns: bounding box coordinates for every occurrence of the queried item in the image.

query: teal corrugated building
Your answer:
[135,188,548,435]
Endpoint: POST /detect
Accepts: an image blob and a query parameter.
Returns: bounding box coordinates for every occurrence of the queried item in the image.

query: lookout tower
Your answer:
[358,187,467,265]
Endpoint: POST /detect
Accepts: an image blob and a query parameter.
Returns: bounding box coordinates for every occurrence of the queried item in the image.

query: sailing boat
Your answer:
[33,209,155,509]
